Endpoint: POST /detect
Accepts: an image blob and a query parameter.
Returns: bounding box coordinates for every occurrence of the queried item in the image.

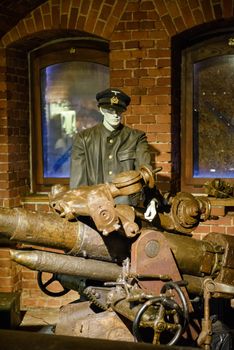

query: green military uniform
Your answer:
[70,123,152,205]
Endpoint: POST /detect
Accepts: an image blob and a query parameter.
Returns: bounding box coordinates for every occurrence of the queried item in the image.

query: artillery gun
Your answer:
[0,166,233,349]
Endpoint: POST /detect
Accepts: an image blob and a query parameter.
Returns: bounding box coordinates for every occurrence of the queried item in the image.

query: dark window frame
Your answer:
[172,26,234,193]
[30,38,109,193]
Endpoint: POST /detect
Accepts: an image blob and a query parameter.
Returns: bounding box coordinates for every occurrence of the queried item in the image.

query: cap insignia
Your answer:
[110,96,119,105]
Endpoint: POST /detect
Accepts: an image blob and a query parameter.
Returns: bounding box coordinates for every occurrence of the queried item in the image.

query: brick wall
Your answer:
[0,0,233,309]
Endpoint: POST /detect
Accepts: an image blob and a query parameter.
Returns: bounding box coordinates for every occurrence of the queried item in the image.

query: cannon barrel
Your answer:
[10,249,122,282]
[0,207,233,287]
[162,231,224,277]
[0,208,129,263]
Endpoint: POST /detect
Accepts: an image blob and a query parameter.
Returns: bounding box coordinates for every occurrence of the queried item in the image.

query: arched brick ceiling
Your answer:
[0,0,47,39]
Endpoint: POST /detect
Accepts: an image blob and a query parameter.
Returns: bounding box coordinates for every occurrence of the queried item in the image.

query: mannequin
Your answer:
[100,106,157,221]
[70,88,157,221]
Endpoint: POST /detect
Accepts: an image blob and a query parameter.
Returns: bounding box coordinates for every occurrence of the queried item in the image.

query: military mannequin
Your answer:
[70,88,156,221]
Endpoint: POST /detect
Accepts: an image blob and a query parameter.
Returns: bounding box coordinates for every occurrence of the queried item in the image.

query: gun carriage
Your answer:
[0,167,233,349]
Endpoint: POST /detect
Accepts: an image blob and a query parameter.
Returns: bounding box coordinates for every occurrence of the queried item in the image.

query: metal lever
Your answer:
[197,278,234,350]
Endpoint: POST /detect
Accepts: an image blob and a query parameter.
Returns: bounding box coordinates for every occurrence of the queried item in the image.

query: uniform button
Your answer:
[108,155,113,159]
[109,139,113,144]
[108,171,113,175]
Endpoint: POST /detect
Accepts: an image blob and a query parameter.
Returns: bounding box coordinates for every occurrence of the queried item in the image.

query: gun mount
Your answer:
[0,167,233,349]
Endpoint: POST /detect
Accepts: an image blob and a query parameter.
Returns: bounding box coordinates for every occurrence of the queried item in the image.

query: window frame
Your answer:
[30,38,109,193]
[180,32,234,193]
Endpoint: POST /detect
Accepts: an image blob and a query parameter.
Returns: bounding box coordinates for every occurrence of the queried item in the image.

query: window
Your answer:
[30,39,109,192]
[179,32,234,193]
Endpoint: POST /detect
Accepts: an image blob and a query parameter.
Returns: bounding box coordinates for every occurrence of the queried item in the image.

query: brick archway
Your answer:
[1,0,128,48]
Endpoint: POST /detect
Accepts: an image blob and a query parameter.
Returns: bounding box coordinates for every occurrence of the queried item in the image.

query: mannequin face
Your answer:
[100,107,123,131]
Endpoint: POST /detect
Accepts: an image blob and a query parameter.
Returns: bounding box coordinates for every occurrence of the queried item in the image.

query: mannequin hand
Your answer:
[144,199,157,222]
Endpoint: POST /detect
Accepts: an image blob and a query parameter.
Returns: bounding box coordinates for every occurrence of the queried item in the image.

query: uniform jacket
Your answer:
[69,123,152,204]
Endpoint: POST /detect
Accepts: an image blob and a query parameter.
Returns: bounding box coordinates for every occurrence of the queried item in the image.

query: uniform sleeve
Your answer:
[135,132,152,170]
[69,133,87,189]
[134,132,158,206]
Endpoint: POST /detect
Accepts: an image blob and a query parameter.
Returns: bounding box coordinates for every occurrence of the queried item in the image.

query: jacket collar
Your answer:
[100,122,123,137]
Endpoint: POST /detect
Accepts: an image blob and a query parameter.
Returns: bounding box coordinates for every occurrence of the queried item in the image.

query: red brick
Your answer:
[126,22,140,30]
[226,226,234,235]
[188,0,199,10]
[125,41,139,49]
[140,1,155,11]
[167,1,180,18]
[161,14,177,36]
[154,0,167,16]
[139,77,155,87]
[141,115,156,124]
[210,206,225,217]
[112,69,132,78]
[131,31,149,40]
[68,7,78,29]
[211,225,226,234]
[84,9,99,32]
[80,0,90,15]
[41,13,51,28]
[141,95,157,104]
[110,78,124,87]
[110,51,131,60]
[192,8,205,24]
[125,78,139,86]
[99,4,112,20]
[110,42,123,50]
[25,17,36,34]
[141,59,156,68]
[192,225,211,234]
[200,0,214,21]
[76,15,85,29]
[174,16,186,32]
[94,20,105,36]
[125,115,140,124]
[132,124,148,133]
[139,40,155,48]
[33,8,44,31]
[110,60,124,69]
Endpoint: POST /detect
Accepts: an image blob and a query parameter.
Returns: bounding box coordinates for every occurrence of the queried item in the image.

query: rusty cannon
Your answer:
[0,167,233,349]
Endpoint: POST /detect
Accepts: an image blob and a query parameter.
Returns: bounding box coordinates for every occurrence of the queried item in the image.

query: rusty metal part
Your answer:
[203,278,234,296]
[0,208,129,262]
[182,275,204,296]
[139,165,157,189]
[83,286,112,310]
[49,174,212,236]
[55,301,134,342]
[111,170,143,195]
[203,232,234,294]
[115,205,140,237]
[131,229,224,286]
[162,231,223,278]
[148,192,212,235]
[88,195,120,235]
[130,229,194,323]
[10,249,122,282]
[198,277,234,350]
[204,178,234,198]
[48,166,156,237]
[197,281,212,350]
[37,271,70,297]
[132,296,183,345]
[167,192,211,234]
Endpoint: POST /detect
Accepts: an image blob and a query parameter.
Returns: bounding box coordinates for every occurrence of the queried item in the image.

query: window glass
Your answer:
[41,61,109,179]
[193,55,234,179]
[178,32,234,192]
